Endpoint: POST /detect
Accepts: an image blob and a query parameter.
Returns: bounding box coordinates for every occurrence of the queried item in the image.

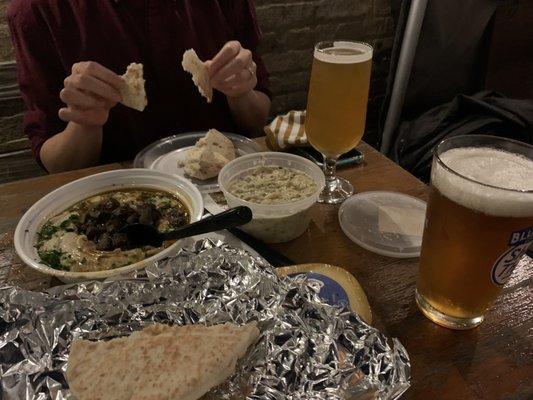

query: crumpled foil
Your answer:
[0,239,410,399]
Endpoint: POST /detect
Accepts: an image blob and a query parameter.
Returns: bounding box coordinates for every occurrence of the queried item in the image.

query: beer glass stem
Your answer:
[318,155,354,204]
[324,156,339,190]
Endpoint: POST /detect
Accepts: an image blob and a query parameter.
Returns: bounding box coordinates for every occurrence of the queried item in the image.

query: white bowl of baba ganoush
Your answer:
[14,169,203,282]
[219,152,325,243]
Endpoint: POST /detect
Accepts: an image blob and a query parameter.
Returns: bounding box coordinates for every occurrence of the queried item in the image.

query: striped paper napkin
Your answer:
[264,110,308,150]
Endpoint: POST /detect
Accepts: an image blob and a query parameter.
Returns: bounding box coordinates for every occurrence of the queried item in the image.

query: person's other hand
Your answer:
[59,61,125,126]
[206,41,257,99]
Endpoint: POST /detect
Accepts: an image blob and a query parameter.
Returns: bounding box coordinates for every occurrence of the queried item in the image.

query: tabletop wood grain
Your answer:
[0,142,531,400]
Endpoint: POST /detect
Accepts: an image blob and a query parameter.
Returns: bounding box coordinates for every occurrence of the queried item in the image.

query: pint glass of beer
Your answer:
[416,135,533,329]
[306,41,372,204]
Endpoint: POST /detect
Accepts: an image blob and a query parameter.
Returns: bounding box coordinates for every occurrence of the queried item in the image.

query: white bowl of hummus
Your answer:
[14,169,203,282]
[219,152,325,243]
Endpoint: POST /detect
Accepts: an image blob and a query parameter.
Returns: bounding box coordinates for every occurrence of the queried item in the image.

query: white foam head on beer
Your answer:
[434,147,533,217]
[314,41,373,64]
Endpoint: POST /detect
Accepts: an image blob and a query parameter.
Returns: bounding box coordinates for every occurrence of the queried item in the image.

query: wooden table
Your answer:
[0,142,531,400]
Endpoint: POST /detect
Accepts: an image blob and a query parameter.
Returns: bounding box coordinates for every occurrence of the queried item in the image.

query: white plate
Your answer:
[134,132,261,193]
[14,169,204,283]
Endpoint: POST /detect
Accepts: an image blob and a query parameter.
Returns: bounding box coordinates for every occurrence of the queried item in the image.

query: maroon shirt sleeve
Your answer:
[7,1,68,170]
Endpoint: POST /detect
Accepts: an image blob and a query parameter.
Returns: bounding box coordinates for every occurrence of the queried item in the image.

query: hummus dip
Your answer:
[36,189,189,272]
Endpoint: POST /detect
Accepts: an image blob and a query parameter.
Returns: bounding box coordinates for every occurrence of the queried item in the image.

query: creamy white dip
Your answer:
[228,166,317,205]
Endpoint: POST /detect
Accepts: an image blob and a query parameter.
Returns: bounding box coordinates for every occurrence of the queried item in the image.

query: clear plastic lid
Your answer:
[338,191,427,258]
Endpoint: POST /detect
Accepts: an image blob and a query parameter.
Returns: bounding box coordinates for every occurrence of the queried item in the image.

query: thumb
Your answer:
[204,60,214,77]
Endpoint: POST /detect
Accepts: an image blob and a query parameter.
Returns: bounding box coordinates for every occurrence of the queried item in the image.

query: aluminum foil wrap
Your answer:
[0,240,410,399]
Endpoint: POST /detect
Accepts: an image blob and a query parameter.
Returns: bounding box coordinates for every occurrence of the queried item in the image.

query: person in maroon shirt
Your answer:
[7,0,271,173]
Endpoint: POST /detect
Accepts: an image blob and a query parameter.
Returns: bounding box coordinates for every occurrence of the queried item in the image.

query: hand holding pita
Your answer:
[206,41,257,99]
[59,61,125,126]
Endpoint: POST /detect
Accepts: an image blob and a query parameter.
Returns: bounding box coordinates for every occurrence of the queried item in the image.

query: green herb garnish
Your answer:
[38,222,59,241]
[38,249,67,270]
[59,214,80,230]
[138,191,151,201]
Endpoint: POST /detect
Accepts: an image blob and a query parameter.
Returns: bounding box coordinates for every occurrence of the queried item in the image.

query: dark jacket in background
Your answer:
[392,91,533,182]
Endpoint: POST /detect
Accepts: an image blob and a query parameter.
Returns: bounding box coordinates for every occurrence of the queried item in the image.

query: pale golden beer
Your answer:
[306,43,372,157]
[305,41,372,204]
[416,136,533,329]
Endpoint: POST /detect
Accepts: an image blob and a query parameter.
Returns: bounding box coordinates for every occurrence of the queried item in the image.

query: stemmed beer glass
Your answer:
[306,41,373,204]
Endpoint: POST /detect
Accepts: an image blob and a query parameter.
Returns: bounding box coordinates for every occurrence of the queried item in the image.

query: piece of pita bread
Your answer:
[182,49,213,103]
[66,322,259,400]
[197,129,236,161]
[120,63,147,111]
[183,129,236,180]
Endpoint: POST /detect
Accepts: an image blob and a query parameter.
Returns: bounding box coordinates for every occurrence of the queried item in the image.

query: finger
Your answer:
[226,61,256,83]
[215,69,254,89]
[59,106,108,126]
[211,50,252,82]
[211,48,253,84]
[216,78,257,98]
[60,88,106,109]
[207,41,241,77]
[64,74,122,103]
[215,61,256,89]
[72,61,125,92]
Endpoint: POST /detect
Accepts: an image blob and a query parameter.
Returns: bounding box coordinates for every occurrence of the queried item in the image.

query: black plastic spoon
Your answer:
[120,206,252,248]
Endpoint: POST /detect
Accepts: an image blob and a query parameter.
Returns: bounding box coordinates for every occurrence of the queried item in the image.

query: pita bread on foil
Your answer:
[66,322,259,400]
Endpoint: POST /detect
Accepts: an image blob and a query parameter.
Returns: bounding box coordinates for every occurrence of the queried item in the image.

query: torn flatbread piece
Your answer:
[182,49,213,103]
[183,129,236,180]
[66,322,259,400]
[120,62,147,111]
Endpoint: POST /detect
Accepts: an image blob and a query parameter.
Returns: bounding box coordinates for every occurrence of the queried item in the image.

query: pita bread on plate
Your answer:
[196,129,236,162]
[182,49,213,103]
[66,322,259,400]
[120,63,147,111]
[183,129,236,180]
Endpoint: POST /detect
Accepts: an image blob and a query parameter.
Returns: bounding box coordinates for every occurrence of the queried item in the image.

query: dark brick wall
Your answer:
[0,1,12,60]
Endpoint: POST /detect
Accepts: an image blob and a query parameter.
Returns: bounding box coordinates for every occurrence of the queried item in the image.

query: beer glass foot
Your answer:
[415,290,484,330]
[318,177,354,204]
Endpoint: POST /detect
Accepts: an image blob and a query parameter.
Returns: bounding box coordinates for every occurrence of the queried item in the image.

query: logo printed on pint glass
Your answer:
[491,226,533,286]
[508,226,533,246]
